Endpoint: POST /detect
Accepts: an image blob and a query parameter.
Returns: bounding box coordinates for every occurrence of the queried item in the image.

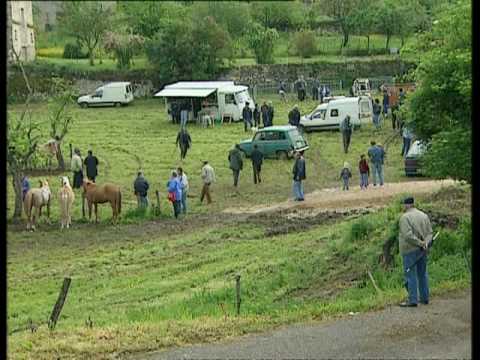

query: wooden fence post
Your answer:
[235,275,241,316]
[48,277,72,330]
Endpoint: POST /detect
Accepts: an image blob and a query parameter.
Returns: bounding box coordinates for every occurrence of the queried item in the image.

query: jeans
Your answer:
[402,248,429,304]
[383,103,389,116]
[244,120,252,132]
[342,132,351,154]
[172,200,182,218]
[137,195,148,209]
[180,110,188,128]
[373,113,381,129]
[402,137,412,157]
[360,172,369,188]
[181,190,187,214]
[293,180,304,200]
[342,178,349,190]
[372,162,384,185]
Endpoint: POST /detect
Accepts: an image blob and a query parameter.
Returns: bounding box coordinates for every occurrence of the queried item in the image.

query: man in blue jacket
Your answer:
[367,141,385,186]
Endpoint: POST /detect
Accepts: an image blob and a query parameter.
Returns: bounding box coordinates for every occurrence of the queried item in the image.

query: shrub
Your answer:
[246,23,279,64]
[347,218,375,243]
[37,47,64,58]
[293,30,317,58]
[63,43,86,59]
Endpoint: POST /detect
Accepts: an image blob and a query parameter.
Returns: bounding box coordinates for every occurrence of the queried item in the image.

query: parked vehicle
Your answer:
[154,81,255,123]
[299,96,372,132]
[77,82,134,108]
[405,140,427,176]
[352,78,372,97]
[238,125,309,159]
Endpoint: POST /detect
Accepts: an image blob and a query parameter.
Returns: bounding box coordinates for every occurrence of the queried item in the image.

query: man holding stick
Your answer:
[398,196,435,307]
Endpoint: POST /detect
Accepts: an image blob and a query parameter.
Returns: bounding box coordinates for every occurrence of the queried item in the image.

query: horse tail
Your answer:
[117,190,122,215]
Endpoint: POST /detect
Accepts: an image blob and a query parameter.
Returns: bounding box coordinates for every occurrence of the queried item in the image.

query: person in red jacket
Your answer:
[359,154,370,189]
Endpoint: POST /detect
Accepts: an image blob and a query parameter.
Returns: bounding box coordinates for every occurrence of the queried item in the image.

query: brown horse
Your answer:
[24,179,51,231]
[82,179,122,223]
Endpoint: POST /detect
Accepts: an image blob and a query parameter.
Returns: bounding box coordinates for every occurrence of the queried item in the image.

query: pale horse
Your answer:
[59,176,75,229]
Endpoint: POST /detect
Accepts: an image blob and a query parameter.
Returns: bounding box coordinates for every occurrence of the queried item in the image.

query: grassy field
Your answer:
[7,96,471,358]
[8,95,410,223]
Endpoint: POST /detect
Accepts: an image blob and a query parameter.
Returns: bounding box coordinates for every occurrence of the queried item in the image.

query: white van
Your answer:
[154,81,255,123]
[299,96,373,132]
[77,82,134,108]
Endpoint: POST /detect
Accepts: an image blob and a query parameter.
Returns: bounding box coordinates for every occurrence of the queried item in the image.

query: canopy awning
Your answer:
[154,88,216,98]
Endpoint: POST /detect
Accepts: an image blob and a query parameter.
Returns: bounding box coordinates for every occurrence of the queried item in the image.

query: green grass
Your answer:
[7,189,471,358]
[8,96,412,223]
[34,56,152,72]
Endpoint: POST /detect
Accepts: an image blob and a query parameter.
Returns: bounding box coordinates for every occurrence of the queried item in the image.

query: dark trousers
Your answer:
[298,89,306,101]
[342,131,352,154]
[172,200,181,218]
[402,137,412,157]
[180,145,188,159]
[232,169,240,187]
[253,164,261,184]
[200,183,212,204]
[392,114,397,130]
[312,88,318,100]
[87,175,96,183]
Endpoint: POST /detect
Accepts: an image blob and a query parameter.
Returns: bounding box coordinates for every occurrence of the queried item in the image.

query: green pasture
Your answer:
[7,185,471,358]
[9,95,408,224]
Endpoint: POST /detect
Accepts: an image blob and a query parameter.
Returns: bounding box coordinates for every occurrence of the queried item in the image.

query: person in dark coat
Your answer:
[250,144,264,184]
[228,144,244,187]
[294,75,307,101]
[339,115,353,154]
[176,128,192,160]
[84,150,99,182]
[242,102,253,132]
[292,151,306,201]
[288,105,301,127]
[312,78,320,100]
[260,101,270,127]
[267,101,274,126]
[133,171,150,209]
[253,103,261,127]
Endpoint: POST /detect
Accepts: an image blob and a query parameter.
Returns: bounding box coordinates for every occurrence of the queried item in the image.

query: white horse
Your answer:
[59,176,75,229]
[24,179,51,231]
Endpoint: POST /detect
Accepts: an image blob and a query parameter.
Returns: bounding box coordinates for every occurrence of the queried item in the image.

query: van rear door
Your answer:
[359,97,372,124]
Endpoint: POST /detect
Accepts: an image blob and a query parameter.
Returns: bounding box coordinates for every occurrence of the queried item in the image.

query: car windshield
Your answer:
[289,129,307,148]
[235,90,250,104]
[406,141,427,157]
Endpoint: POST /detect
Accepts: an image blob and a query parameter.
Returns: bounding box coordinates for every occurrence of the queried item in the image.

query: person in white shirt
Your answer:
[177,167,189,214]
[200,161,216,204]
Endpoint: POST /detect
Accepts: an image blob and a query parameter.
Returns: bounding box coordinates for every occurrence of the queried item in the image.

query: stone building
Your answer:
[7,1,36,62]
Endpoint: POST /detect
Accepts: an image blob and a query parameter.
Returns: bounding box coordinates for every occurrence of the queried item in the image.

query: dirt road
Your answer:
[136,289,471,360]
[224,179,457,215]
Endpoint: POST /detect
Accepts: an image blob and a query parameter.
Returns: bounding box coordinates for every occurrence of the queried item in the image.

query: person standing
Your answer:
[292,151,306,201]
[401,125,414,157]
[133,171,150,210]
[260,101,270,127]
[288,105,301,127]
[22,176,31,200]
[358,154,370,190]
[228,144,244,187]
[167,171,182,218]
[278,81,287,102]
[267,101,275,126]
[367,141,385,186]
[294,75,307,101]
[339,115,353,154]
[176,128,192,160]
[391,104,399,130]
[382,88,389,118]
[180,101,189,128]
[253,103,261,128]
[251,144,264,184]
[339,162,352,191]
[242,102,253,132]
[200,160,216,204]
[398,88,406,106]
[312,77,320,101]
[372,99,382,130]
[177,167,189,215]
[84,150,99,182]
[398,196,432,307]
[71,148,83,189]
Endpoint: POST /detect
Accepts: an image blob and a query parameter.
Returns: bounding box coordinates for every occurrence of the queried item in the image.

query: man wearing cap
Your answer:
[398,196,433,307]
[228,144,244,187]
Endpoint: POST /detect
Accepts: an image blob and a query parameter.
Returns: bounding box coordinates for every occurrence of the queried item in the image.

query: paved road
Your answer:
[135,289,471,360]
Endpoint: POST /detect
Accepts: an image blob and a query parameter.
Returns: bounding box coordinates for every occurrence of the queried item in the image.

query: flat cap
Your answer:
[402,196,414,204]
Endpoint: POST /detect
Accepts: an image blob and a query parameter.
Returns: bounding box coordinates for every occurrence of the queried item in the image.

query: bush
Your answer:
[347,218,375,243]
[246,23,279,64]
[37,47,64,58]
[340,48,389,56]
[63,43,87,59]
[293,30,317,58]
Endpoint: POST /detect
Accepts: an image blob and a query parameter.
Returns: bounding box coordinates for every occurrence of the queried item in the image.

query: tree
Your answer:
[347,1,377,52]
[318,0,360,47]
[250,1,304,31]
[103,30,145,70]
[403,0,471,182]
[57,2,115,66]
[246,23,279,64]
[146,17,233,82]
[293,29,318,58]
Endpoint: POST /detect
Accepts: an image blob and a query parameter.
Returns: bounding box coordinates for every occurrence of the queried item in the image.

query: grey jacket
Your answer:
[398,207,433,255]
